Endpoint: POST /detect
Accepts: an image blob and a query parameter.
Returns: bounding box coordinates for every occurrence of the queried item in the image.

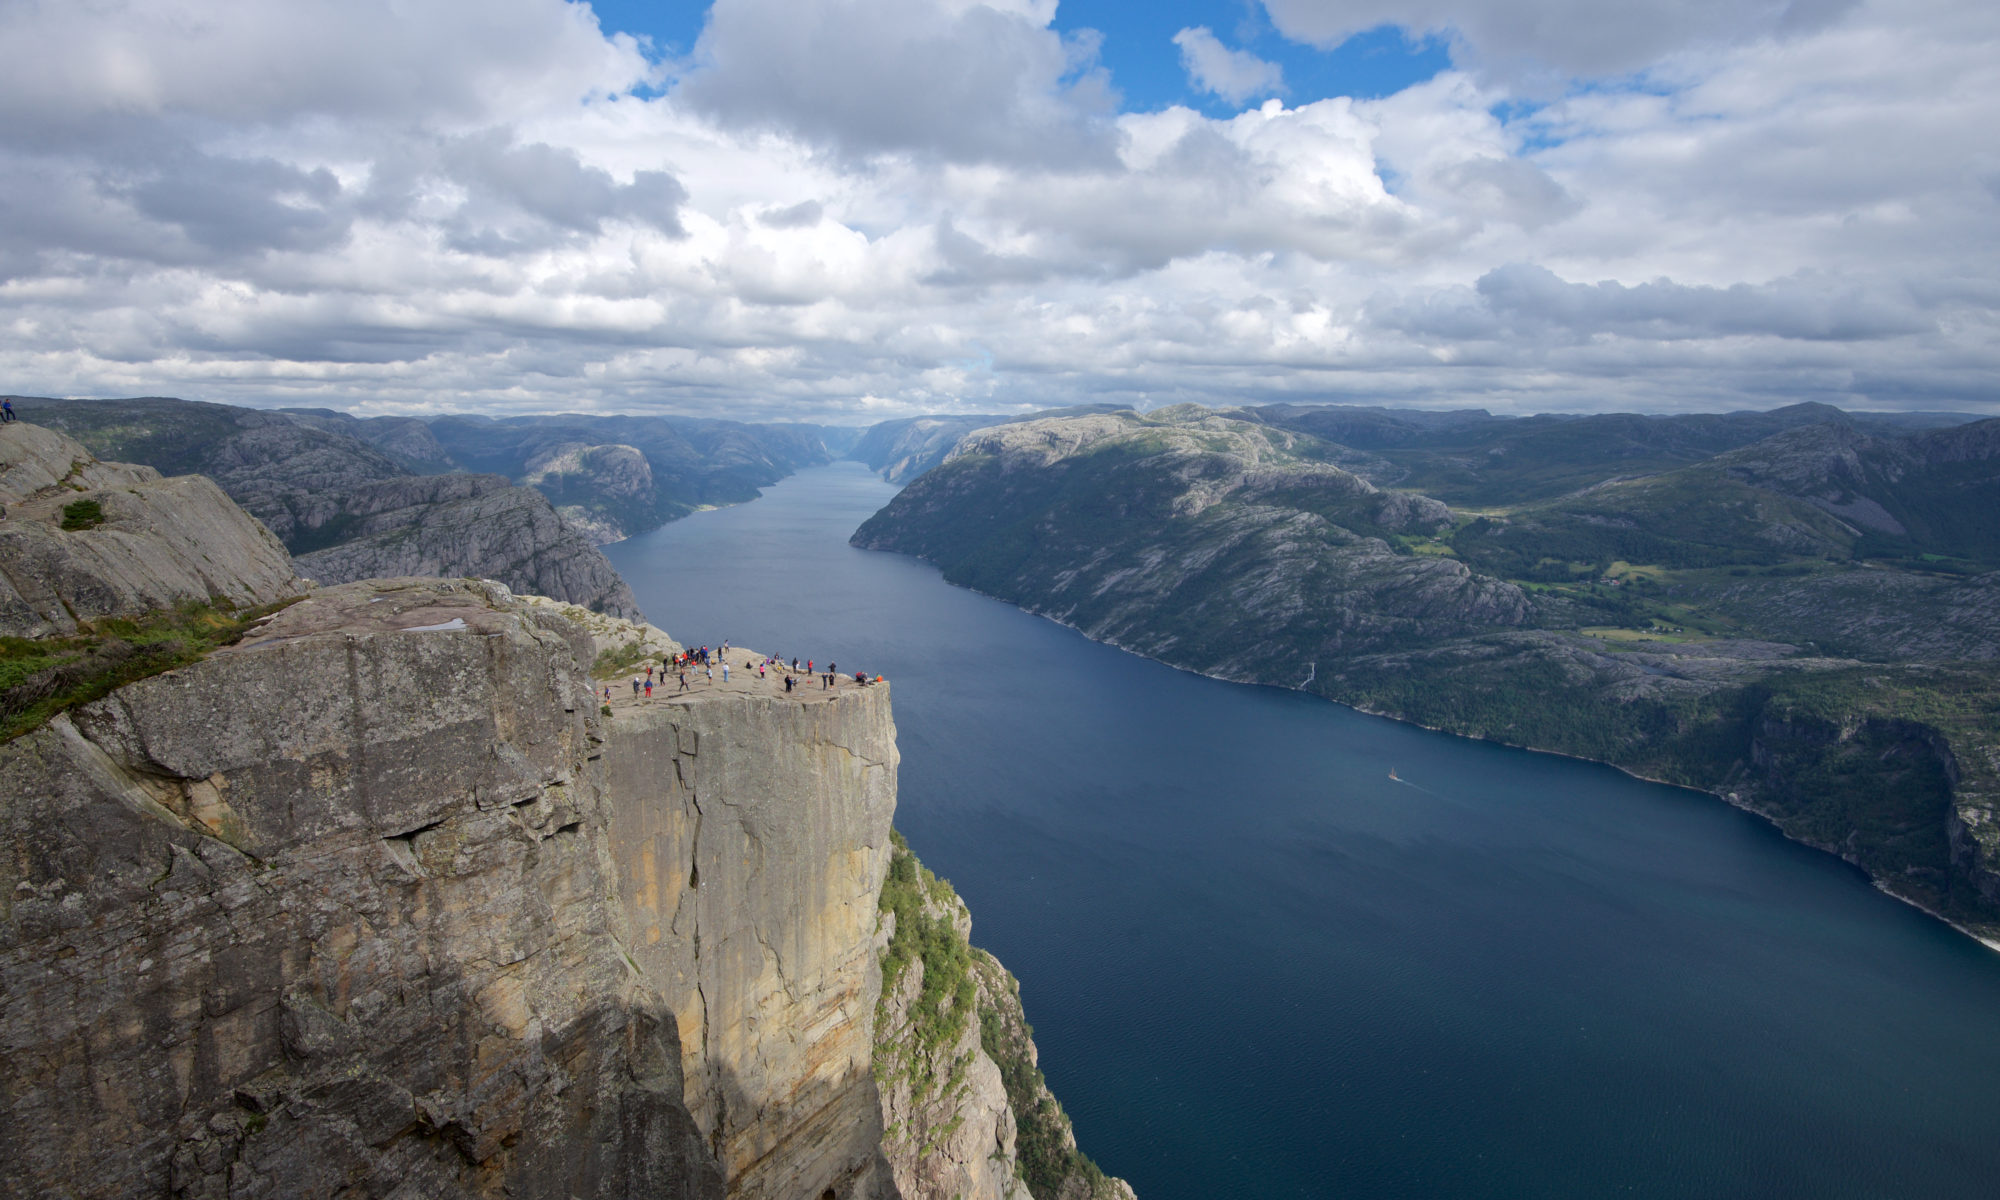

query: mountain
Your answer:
[28,397,641,619]
[846,406,1126,484]
[854,404,2000,940]
[0,426,1129,1200]
[288,473,641,620]
[0,422,300,638]
[854,407,1526,677]
[421,412,843,540]
[1241,400,1981,506]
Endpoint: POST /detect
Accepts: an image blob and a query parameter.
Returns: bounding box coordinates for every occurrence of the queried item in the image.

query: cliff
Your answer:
[287,473,643,621]
[0,436,1124,1199]
[0,577,896,1198]
[872,835,1134,1200]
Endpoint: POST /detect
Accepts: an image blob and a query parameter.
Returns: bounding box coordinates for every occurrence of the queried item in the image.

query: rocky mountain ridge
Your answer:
[854,404,2000,942]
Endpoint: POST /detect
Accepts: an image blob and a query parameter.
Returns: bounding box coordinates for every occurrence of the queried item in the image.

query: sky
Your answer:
[0,0,1996,424]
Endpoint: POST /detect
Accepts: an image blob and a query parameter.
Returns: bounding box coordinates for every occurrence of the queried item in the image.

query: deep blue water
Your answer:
[607,463,2000,1200]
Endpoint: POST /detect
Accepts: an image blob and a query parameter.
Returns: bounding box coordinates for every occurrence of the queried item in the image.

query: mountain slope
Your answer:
[854,404,2000,940]
[31,397,640,618]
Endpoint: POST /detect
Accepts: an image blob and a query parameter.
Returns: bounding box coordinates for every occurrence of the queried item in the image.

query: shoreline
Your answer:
[900,561,2000,955]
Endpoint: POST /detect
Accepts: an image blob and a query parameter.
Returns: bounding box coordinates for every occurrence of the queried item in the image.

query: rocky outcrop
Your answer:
[290,474,642,621]
[0,577,899,1199]
[0,423,300,636]
[603,681,900,1200]
[522,442,659,544]
[855,406,1528,681]
[35,398,641,617]
[873,837,1132,1200]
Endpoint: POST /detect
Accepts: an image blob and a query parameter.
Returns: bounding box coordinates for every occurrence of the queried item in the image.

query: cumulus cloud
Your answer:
[673,0,1119,167]
[1258,0,1861,81]
[1371,265,1934,343]
[0,0,648,137]
[0,0,1995,421]
[1173,27,1286,104]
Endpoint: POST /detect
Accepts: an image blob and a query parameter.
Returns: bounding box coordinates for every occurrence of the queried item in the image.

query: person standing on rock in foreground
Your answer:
[679,671,690,692]
[1,399,14,423]
[721,663,729,682]
[631,677,641,698]
[644,678,652,700]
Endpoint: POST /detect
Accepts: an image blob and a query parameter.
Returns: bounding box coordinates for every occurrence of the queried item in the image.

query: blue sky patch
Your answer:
[587,0,1450,111]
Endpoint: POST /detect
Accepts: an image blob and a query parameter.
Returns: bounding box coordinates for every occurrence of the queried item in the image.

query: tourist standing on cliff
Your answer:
[1,399,14,423]
[644,678,652,700]
[678,670,690,692]
[721,662,729,682]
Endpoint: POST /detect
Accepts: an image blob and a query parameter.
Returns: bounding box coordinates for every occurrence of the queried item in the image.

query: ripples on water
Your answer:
[608,463,2000,1200]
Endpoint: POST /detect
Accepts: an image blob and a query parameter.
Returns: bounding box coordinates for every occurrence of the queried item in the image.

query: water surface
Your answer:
[607,463,2000,1200]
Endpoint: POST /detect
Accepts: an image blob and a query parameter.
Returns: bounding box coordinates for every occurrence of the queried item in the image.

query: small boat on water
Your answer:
[1388,767,1400,782]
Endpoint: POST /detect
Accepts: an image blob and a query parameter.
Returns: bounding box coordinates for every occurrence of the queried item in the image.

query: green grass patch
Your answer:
[591,639,654,679]
[877,831,976,1060]
[0,598,299,741]
[1579,626,1699,644]
[59,498,104,531]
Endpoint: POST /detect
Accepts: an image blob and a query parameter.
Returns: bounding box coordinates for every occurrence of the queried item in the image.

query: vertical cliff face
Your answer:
[602,688,900,1199]
[0,578,899,1199]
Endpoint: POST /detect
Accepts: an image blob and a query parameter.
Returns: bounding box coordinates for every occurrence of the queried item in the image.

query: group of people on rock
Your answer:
[606,639,882,705]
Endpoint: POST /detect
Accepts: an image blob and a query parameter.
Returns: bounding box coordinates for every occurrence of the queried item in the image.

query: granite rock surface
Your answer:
[290,474,643,621]
[0,578,896,1199]
[0,423,301,637]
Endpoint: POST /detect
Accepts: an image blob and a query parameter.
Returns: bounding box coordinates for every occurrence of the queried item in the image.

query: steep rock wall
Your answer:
[602,688,900,1199]
[290,473,642,622]
[0,578,895,1199]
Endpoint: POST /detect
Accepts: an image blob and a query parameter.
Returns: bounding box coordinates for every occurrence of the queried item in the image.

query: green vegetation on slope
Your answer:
[875,830,977,1100]
[973,953,1119,1200]
[876,832,1125,1199]
[0,599,301,741]
[58,498,104,531]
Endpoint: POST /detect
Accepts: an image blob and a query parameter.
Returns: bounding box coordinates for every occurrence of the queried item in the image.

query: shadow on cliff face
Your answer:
[168,990,727,1200]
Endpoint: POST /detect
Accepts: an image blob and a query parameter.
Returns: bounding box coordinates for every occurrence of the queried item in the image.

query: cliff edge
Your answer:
[0,577,898,1199]
[0,427,1129,1199]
